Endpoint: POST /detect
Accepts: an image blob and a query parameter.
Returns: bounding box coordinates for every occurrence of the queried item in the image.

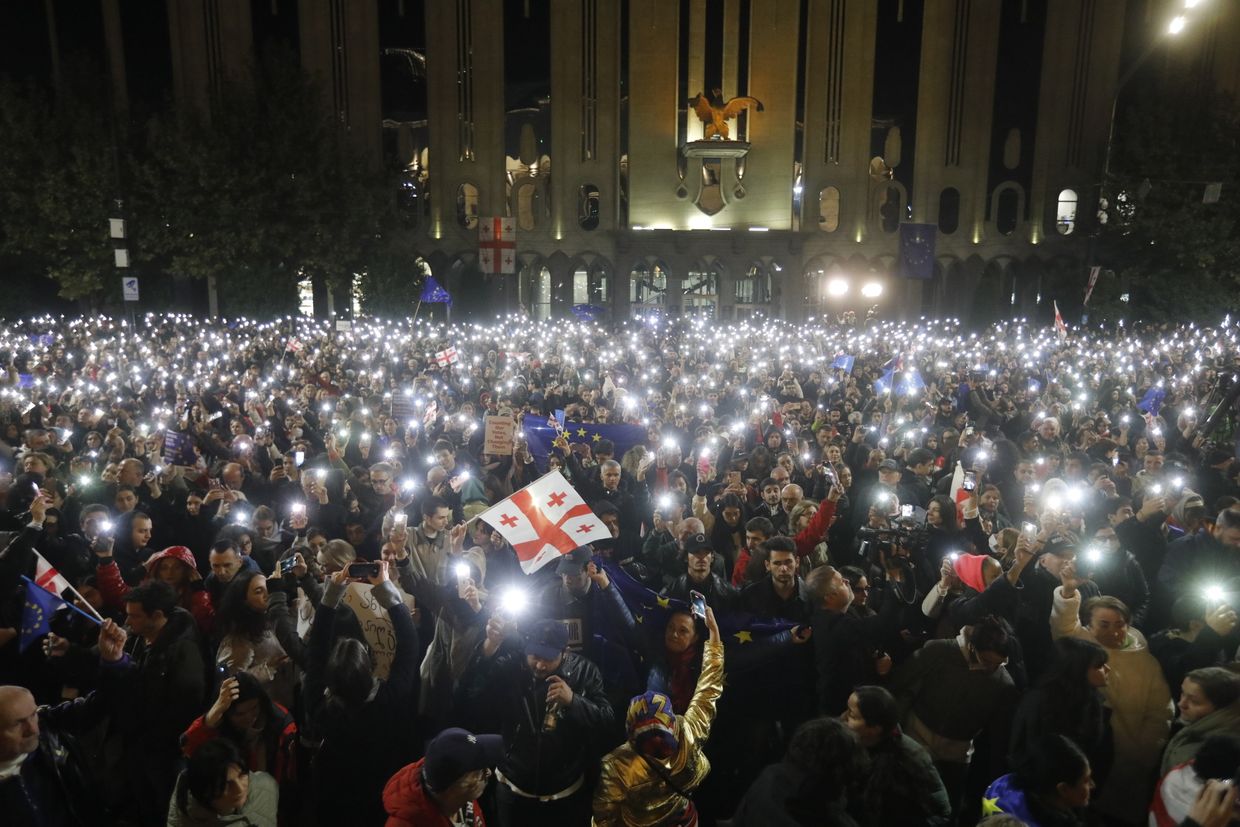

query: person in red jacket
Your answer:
[96,544,214,634]
[382,727,503,827]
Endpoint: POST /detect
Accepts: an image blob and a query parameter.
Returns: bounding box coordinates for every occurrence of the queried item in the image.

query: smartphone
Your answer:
[1022,522,1039,540]
[820,463,838,485]
[963,471,977,492]
[278,557,297,576]
[291,502,306,516]
[393,512,408,530]
[964,426,975,437]
[348,562,380,579]
[689,590,707,620]
[901,504,914,519]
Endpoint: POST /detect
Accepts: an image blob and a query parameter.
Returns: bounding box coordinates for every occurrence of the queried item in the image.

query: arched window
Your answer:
[735,263,772,305]
[629,263,667,315]
[1056,189,1078,235]
[684,264,719,318]
[938,188,960,235]
[996,188,1020,235]
[578,184,600,230]
[456,183,479,229]
[819,187,841,232]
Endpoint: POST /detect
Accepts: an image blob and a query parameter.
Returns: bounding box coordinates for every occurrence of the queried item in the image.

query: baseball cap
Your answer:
[877,459,901,472]
[523,619,569,661]
[556,546,592,575]
[683,533,712,555]
[422,727,504,792]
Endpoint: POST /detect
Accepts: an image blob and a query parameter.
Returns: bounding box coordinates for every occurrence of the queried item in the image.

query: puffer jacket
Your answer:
[382,758,488,827]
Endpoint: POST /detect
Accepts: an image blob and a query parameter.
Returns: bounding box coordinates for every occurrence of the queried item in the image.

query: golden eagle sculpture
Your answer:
[690,88,764,140]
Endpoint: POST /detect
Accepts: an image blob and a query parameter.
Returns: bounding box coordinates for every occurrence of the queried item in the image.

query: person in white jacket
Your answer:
[1050,559,1172,825]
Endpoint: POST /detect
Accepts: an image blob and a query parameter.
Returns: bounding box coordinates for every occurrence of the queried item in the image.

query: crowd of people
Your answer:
[0,311,1238,827]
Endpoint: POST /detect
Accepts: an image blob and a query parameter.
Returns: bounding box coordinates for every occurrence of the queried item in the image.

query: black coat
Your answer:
[458,647,614,795]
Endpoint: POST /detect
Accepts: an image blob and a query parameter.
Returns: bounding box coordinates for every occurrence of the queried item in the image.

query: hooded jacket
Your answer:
[381,757,489,827]
[97,546,214,634]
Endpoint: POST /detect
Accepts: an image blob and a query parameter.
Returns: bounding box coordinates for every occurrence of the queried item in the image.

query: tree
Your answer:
[0,67,120,306]
[1100,91,1240,321]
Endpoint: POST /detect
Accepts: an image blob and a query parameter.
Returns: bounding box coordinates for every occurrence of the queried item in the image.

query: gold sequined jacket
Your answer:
[591,638,724,826]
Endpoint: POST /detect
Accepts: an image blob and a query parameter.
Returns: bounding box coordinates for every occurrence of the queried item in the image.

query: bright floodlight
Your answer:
[1168,15,1187,33]
[827,278,849,297]
[861,282,884,298]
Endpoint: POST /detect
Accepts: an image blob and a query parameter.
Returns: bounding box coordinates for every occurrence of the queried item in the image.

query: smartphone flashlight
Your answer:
[499,586,529,617]
[291,503,306,516]
[454,562,470,581]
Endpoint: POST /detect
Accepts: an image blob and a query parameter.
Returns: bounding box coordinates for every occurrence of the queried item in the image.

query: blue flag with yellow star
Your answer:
[20,576,64,652]
[523,418,648,472]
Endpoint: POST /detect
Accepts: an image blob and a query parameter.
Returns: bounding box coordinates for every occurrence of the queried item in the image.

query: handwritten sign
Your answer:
[341,583,416,680]
[484,415,515,456]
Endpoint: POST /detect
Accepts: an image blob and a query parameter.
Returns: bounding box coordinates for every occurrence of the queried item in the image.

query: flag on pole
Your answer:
[1083,266,1100,306]
[478,217,517,274]
[19,576,62,652]
[477,470,612,573]
[831,354,856,374]
[420,276,452,305]
[1053,301,1068,341]
[948,461,970,523]
[33,550,72,599]
[434,347,459,367]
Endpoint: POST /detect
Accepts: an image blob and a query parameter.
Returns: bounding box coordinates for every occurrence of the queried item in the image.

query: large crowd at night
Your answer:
[1,311,1238,827]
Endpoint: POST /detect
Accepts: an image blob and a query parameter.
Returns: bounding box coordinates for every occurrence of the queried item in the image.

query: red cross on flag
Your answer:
[434,347,459,367]
[478,217,517,274]
[477,470,611,573]
[33,550,73,598]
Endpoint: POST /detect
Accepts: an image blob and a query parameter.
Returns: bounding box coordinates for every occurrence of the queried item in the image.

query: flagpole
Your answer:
[34,552,106,621]
[21,576,105,626]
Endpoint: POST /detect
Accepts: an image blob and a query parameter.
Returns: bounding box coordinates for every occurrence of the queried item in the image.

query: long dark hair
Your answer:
[215,671,279,743]
[1034,637,1108,741]
[854,686,946,825]
[215,570,267,642]
[784,717,867,815]
[928,494,959,533]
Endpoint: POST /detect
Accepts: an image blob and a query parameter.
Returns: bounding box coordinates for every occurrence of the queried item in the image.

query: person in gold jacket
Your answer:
[592,605,724,827]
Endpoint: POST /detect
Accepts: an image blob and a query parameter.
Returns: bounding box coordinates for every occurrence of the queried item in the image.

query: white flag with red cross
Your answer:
[477,470,611,573]
[34,550,73,598]
[434,347,459,367]
[478,217,517,274]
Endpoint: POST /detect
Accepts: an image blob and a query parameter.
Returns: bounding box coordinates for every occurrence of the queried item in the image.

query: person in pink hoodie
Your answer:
[382,727,503,827]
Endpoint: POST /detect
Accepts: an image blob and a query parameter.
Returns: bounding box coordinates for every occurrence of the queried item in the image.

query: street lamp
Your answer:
[1097,1,1207,235]
[826,278,849,297]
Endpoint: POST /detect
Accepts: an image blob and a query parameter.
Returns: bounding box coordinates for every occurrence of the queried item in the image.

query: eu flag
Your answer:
[20,576,64,652]
[419,275,452,305]
[831,354,855,374]
[898,222,937,280]
[523,418,648,472]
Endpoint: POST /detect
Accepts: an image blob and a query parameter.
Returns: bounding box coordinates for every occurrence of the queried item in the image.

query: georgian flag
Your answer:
[949,461,971,523]
[1054,301,1068,341]
[286,337,304,353]
[34,550,73,599]
[477,470,611,573]
[434,347,459,367]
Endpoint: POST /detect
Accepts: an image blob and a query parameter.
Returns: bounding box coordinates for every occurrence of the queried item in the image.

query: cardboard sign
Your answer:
[483,415,515,456]
[340,583,416,680]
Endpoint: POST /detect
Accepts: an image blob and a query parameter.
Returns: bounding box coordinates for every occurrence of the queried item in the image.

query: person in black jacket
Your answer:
[660,532,739,611]
[1079,522,1152,629]
[458,615,614,827]
[807,565,901,716]
[1009,637,1114,792]
[0,620,130,827]
[304,561,420,827]
[102,580,207,827]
